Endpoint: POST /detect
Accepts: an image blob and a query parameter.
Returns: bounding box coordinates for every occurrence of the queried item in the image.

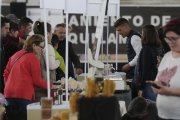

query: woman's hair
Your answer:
[33,21,51,36]
[141,24,161,47]
[158,27,170,53]
[164,17,180,35]
[24,34,44,52]
[128,97,147,116]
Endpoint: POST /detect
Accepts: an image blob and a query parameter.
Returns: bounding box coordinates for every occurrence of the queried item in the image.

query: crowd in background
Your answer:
[1,13,180,120]
[0,14,83,120]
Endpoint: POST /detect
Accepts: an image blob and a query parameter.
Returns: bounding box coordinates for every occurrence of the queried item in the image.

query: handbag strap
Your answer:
[9,51,28,72]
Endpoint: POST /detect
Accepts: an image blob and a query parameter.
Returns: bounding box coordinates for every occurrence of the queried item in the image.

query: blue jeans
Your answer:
[6,98,35,120]
[142,84,157,101]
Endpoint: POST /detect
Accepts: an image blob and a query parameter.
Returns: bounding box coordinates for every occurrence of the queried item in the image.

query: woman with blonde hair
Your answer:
[4,34,51,120]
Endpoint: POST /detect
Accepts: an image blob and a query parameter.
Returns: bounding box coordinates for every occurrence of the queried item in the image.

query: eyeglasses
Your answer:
[37,42,45,49]
[164,36,180,44]
[38,45,44,49]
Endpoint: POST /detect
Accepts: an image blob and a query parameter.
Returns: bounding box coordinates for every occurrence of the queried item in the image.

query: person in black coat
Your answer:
[3,22,20,64]
[0,17,10,94]
[134,25,164,101]
[54,23,83,78]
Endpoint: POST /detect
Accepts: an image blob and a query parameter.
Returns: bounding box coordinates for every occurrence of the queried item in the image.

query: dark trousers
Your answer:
[131,81,138,99]
[5,98,34,120]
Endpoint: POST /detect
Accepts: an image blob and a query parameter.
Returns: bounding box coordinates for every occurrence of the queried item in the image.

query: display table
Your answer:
[27,101,69,120]
[27,100,126,120]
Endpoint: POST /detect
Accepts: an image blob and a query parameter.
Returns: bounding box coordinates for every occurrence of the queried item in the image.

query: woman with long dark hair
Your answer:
[134,24,163,101]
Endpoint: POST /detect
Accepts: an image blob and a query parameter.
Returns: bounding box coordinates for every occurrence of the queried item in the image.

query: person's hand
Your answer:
[152,81,170,95]
[121,64,131,72]
[155,85,171,96]
[76,68,83,75]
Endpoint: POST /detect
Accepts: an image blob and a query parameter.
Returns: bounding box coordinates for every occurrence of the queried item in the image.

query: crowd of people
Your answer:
[0,15,83,120]
[1,13,180,120]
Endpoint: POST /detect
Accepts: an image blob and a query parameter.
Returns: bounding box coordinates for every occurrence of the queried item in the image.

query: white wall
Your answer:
[2,0,180,6]
[27,0,39,6]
